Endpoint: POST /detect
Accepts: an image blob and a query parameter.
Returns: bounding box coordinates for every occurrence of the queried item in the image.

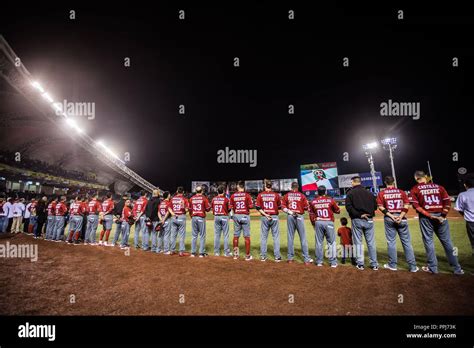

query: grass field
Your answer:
[97,207,474,274]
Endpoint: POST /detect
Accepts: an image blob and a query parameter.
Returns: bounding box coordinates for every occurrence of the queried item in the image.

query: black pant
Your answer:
[36,217,46,237]
[23,218,30,233]
[467,221,474,251]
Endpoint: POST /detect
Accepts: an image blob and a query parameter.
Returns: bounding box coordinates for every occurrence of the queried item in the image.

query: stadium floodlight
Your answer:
[65,118,83,133]
[362,141,379,194]
[52,103,62,113]
[381,137,398,187]
[96,140,122,161]
[41,92,54,103]
[31,81,45,93]
[362,142,378,151]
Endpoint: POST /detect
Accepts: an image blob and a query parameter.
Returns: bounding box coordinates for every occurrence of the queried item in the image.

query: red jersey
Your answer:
[171,194,189,215]
[87,199,102,214]
[410,182,451,217]
[47,201,57,216]
[377,187,409,214]
[101,199,114,215]
[211,196,230,216]
[158,200,172,218]
[121,205,133,222]
[69,201,85,216]
[256,191,281,215]
[281,191,309,215]
[132,196,148,217]
[337,226,352,245]
[55,202,68,216]
[309,196,340,222]
[189,194,211,218]
[229,192,254,215]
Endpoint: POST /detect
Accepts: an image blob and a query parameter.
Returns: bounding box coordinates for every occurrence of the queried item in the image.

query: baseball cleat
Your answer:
[356,265,365,271]
[410,266,419,273]
[383,264,397,271]
[199,253,209,258]
[223,253,231,257]
[190,253,196,257]
[275,257,282,263]
[287,260,294,264]
[245,255,253,261]
[163,251,171,255]
[214,253,220,257]
[316,263,323,267]
[179,252,190,257]
[260,257,267,262]
[370,266,379,271]
[454,269,464,275]
[330,264,338,268]
[233,255,238,260]
[421,266,435,274]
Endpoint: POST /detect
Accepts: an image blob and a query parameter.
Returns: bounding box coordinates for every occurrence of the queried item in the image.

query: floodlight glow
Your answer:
[31,81,45,93]
[363,142,378,150]
[65,118,83,133]
[381,137,397,146]
[52,103,62,112]
[41,92,54,103]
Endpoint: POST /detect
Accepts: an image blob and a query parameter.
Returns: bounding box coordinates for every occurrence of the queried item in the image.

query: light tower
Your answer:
[381,137,398,188]
[362,142,379,194]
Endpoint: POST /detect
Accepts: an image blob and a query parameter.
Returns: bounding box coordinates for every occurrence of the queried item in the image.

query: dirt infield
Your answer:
[1,233,473,316]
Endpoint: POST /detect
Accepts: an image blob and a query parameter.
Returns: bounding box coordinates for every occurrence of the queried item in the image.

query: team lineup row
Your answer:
[23,171,467,275]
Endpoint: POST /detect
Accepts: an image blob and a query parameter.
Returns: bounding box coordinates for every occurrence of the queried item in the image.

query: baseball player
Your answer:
[281,182,313,265]
[256,179,282,262]
[120,199,134,249]
[44,197,57,240]
[99,192,115,246]
[158,191,173,254]
[66,196,86,244]
[85,193,101,245]
[189,186,211,257]
[229,180,254,261]
[377,176,418,272]
[53,196,68,242]
[309,185,340,267]
[410,171,463,275]
[211,185,231,257]
[170,186,190,256]
[133,190,149,250]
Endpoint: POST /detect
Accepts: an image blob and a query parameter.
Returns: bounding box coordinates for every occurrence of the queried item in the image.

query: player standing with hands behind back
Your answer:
[189,186,211,257]
[256,179,282,262]
[377,176,418,272]
[229,181,254,261]
[410,171,463,275]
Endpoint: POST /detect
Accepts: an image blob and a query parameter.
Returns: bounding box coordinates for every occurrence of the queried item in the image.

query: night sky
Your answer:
[1,3,473,192]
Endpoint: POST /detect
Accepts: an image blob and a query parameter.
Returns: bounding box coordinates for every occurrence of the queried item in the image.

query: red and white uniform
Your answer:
[281,191,309,215]
[229,192,254,215]
[211,196,230,216]
[101,198,114,215]
[410,182,451,217]
[47,201,57,216]
[55,202,68,216]
[309,196,340,222]
[87,198,102,215]
[132,196,148,218]
[377,187,410,214]
[256,191,281,215]
[158,200,172,218]
[171,194,189,215]
[70,201,85,216]
[189,194,211,218]
[121,205,133,222]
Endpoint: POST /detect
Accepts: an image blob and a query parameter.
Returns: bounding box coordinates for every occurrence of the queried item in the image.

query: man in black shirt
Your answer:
[345,176,379,271]
[112,194,129,246]
[145,189,161,252]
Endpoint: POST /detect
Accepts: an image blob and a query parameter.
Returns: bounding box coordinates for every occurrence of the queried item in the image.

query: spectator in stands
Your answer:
[11,198,25,233]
